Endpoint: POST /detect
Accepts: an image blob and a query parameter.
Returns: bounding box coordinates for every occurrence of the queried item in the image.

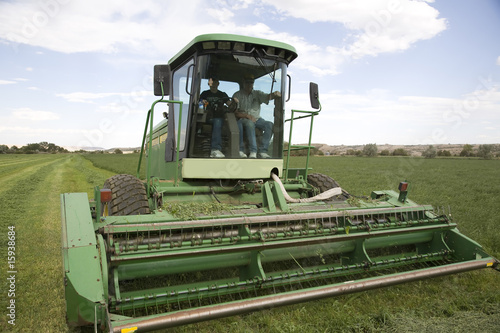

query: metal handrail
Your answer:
[284,103,321,181]
[137,82,183,191]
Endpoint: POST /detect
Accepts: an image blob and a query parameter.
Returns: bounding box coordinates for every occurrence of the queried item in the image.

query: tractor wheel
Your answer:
[103,174,151,216]
[307,173,350,201]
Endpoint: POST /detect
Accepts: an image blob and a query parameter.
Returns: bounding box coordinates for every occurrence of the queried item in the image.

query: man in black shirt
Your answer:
[199,77,238,158]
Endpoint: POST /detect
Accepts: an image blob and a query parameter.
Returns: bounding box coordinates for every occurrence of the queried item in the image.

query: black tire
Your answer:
[103,174,150,216]
[307,173,350,201]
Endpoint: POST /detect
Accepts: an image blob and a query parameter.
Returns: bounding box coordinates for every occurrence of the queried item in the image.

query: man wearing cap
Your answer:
[200,77,237,158]
[233,76,281,159]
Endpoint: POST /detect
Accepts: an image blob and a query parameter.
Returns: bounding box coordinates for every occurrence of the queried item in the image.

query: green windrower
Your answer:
[61,34,499,332]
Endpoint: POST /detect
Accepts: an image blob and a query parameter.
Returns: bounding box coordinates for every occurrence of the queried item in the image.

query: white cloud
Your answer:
[96,102,144,114]
[207,7,234,23]
[56,92,119,103]
[56,90,150,103]
[0,78,28,85]
[12,108,59,121]
[0,0,448,84]
[496,56,500,66]
[0,0,209,54]
[263,0,446,59]
[0,1,446,65]
[285,82,500,145]
[0,126,87,145]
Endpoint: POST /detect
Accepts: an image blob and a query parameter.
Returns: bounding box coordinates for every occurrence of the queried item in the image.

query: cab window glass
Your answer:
[172,58,194,151]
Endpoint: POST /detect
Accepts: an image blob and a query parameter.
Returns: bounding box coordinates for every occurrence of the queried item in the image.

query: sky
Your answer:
[0,0,499,149]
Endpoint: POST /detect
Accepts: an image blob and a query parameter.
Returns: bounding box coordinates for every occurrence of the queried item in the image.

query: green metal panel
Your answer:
[61,193,98,247]
[61,193,105,326]
[444,228,491,261]
[182,158,283,179]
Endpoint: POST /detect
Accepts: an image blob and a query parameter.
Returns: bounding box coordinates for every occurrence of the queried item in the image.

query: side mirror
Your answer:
[309,82,320,109]
[154,65,171,96]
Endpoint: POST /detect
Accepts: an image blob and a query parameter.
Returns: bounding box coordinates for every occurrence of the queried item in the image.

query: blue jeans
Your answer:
[238,118,273,153]
[210,117,223,151]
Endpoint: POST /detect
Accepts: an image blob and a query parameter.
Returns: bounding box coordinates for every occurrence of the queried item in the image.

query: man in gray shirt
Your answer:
[233,76,281,158]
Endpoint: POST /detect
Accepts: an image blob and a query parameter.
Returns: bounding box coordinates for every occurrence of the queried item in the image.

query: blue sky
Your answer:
[1,0,499,149]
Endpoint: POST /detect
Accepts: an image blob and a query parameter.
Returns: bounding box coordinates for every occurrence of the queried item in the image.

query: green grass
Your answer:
[83,153,146,179]
[1,154,499,332]
[0,155,114,332]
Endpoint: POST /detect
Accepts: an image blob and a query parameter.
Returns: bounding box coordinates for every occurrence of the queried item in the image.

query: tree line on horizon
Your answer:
[1,142,498,159]
[421,143,498,159]
[0,142,69,154]
[325,143,499,160]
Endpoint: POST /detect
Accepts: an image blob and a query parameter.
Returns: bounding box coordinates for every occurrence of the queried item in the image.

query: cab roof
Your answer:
[168,33,298,69]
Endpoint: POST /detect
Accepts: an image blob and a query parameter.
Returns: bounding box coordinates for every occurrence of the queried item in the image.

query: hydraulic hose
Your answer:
[271,173,342,203]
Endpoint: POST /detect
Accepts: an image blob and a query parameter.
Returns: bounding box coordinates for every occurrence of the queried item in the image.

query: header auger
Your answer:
[61,34,498,332]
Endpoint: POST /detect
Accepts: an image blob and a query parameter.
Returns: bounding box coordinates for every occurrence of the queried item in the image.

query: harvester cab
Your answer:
[140,34,301,197]
[61,34,498,332]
